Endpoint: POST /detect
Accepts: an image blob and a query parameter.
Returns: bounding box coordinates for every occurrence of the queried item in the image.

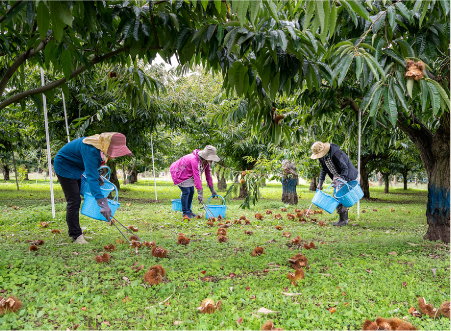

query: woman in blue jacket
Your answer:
[311,141,358,226]
[54,133,132,244]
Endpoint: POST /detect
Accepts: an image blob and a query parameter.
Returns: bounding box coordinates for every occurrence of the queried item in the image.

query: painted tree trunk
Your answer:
[377,172,383,186]
[282,178,298,205]
[415,177,418,186]
[383,173,389,193]
[108,161,120,190]
[3,164,10,181]
[309,177,316,191]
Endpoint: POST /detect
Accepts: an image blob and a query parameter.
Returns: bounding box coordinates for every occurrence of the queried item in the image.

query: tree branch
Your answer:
[0,38,49,97]
[0,0,24,24]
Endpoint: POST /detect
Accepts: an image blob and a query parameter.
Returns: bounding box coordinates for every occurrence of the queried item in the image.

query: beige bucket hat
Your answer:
[310,141,330,159]
[198,145,220,162]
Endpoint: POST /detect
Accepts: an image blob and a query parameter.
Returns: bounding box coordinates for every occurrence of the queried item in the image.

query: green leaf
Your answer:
[49,1,73,27]
[395,2,411,22]
[406,79,414,98]
[169,13,179,32]
[304,30,317,53]
[355,55,363,80]
[278,30,287,51]
[270,72,280,99]
[320,0,330,44]
[237,0,249,26]
[425,78,450,110]
[382,49,406,66]
[393,84,409,112]
[347,0,370,20]
[61,49,72,81]
[337,54,354,86]
[249,0,261,26]
[419,80,428,111]
[385,86,398,127]
[201,0,209,11]
[387,6,396,28]
[396,39,415,58]
[192,25,209,42]
[370,88,383,116]
[363,56,379,81]
[426,81,442,115]
[375,37,386,61]
[43,40,56,68]
[265,0,279,23]
[303,1,314,30]
[214,0,222,13]
[341,0,358,27]
[329,3,337,37]
[419,0,430,27]
[25,1,35,27]
[129,41,141,59]
[316,0,325,32]
[217,25,224,44]
[361,82,382,111]
[37,2,50,40]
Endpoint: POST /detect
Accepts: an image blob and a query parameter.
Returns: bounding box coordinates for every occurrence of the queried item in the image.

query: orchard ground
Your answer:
[0,178,449,330]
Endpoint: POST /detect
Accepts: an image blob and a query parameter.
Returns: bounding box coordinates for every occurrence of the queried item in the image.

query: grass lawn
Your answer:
[0,179,449,330]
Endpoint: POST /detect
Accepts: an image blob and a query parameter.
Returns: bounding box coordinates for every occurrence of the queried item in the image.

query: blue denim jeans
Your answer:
[179,186,194,216]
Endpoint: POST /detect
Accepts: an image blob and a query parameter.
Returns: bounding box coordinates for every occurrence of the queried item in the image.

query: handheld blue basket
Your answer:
[80,166,115,198]
[334,178,364,208]
[81,185,120,221]
[205,195,227,219]
[171,194,192,212]
[311,184,339,214]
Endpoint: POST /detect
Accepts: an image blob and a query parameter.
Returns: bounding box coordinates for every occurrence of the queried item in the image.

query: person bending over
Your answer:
[311,141,358,226]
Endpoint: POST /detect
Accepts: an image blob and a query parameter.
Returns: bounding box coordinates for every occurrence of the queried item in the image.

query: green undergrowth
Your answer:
[0,180,449,330]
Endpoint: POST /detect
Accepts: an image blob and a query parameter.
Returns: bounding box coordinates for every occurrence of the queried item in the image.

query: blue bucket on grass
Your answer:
[334,178,364,208]
[311,184,339,214]
[205,195,227,219]
[80,166,115,198]
[172,194,192,212]
[81,185,120,221]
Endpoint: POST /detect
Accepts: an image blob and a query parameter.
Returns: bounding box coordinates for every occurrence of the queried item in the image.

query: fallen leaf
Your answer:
[263,269,269,273]
[281,292,302,296]
[173,321,183,326]
[329,307,336,313]
[251,295,256,300]
[405,250,413,253]
[407,242,420,246]
[102,321,111,326]
[236,317,243,324]
[72,252,79,255]
[257,307,279,315]
[126,203,131,206]
[81,307,87,311]
[402,282,407,287]
[122,296,131,302]
[229,287,233,292]
[201,270,206,274]
[246,286,250,291]
[431,268,437,277]
[229,273,236,278]
[202,233,210,236]
[388,251,398,255]
[73,324,79,330]
[365,269,372,274]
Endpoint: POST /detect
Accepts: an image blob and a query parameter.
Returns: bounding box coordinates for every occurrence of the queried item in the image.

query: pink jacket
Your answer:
[170,149,213,190]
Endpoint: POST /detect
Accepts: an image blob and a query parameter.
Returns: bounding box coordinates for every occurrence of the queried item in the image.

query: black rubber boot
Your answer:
[332,210,349,226]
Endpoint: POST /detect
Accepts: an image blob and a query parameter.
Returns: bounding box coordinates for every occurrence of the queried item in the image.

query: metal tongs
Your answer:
[202,202,216,219]
[111,216,140,245]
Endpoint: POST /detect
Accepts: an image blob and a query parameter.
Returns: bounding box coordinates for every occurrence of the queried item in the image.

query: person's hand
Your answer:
[97,198,112,221]
[197,189,204,204]
[209,185,218,197]
[332,176,343,189]
[317,180,324,191]
[98,176,105,186]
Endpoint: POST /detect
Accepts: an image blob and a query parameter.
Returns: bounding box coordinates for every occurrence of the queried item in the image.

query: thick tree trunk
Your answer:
[397,112,450,242]
[24,168,29,180]
[216,171,227,190]
[309,177,316,191]
[415,176,418,186]
[282,178,298,205]
[108,161,120,190]
[383,173,389,193]
[3,164,10,181]
[238,181,248,198]
[377,171,383,186]
[130,168,138,183]
[402,170,408,190]
[360,161,370,199]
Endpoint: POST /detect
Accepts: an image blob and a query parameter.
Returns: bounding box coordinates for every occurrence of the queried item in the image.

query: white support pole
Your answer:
[41,68,55,218]
[357,109,361,219]
[62,91,70,143]
[151,135,157,200]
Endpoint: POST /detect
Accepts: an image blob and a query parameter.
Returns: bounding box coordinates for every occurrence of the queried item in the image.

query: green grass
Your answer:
[0,180,449,330]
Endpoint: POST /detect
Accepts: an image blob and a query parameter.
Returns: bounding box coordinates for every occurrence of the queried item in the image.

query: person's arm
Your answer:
[191,157,203,191]
[81,144,103,200]
[205,163,214,187]
[319,162,327,182]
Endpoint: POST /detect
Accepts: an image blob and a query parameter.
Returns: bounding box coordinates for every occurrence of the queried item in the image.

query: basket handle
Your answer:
[98,166,111,180]
[206,194,226,206]
[110,184,119,202]
[333,178,350,196]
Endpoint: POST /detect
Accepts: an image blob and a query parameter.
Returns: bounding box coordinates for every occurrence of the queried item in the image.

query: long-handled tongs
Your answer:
[111,216,140,245]
[305,202,314,218]
[202,203,215,219]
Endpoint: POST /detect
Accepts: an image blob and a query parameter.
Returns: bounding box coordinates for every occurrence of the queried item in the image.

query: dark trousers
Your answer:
[179,186,194,215]
[57,175,83,239]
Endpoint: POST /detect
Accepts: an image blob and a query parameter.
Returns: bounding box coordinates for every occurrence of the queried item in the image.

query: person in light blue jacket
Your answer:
[54,133,132,244]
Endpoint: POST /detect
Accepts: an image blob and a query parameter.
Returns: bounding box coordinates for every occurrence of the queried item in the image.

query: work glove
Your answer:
[209,185,218,198]
[98,176,104,186]
[317,180,324,191]
[332,176,344,190]
[197,189,204,204]
[97,198,112,221]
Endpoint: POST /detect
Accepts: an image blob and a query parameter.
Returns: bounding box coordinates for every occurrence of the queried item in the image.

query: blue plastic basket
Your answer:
[81,185,120,221]
[334,178,364,208]
[311,184,340,214]
[80,166,115,198]
[171,194,192,212]
[205,195,227,219]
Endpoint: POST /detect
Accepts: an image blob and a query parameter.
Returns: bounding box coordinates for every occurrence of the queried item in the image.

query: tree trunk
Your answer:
[3,164,10,181]
[282,178,298,205]
[309,177,316,191]
[24,167,29,180]
[383,173,389,193]
[216,171,227,190]
[130,167,138,183]
[415,176,418,186]
[360,163,370,199]
[238,181,248,198]
[122,164,128,184]
[397,112,450,242]
[10,147,19,191]
[393,175,397,186]
[402,170,408,190]
[377,171,383,186]
[108,160,120,190]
